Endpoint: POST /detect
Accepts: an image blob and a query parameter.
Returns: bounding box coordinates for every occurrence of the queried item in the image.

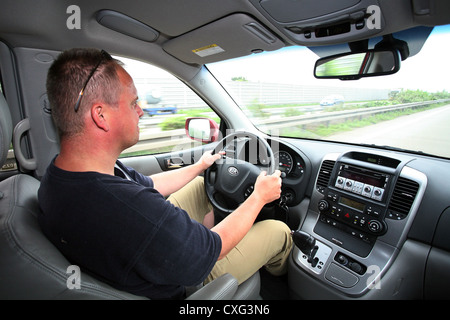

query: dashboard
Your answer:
[155,134,450,299]
[139,134,450,299]
[230,135,450,299]
[287,147,434,299]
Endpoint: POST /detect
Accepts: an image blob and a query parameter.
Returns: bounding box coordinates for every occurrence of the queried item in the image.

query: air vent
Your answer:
[387,177,419,219]
[316,160,335,193]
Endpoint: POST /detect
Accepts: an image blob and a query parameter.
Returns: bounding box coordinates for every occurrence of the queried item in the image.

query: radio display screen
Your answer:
[339,196,365,212]
[339,165,387,188]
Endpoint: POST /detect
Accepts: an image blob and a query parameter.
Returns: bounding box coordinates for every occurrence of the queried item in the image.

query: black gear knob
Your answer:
[291,230,316,255]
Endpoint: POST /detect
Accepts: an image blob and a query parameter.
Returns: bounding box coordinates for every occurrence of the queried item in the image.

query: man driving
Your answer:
[38,48,293,299]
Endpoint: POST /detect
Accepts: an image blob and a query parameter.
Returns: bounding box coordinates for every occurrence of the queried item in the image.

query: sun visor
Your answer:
[162,14,284,64]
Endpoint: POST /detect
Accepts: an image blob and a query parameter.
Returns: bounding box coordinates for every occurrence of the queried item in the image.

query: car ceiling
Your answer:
[1,0,450,71]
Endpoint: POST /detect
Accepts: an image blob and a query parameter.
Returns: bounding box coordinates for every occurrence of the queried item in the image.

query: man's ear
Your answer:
[91,104,110,132]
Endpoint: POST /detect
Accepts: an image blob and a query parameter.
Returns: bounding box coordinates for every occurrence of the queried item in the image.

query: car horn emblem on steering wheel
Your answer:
[227,166,239,176]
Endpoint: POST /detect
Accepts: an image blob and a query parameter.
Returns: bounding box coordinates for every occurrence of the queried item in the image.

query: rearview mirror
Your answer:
[185,117,220,143]
[314,49,400,80]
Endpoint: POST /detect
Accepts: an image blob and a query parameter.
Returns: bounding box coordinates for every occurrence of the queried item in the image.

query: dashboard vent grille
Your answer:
[388,177,419,217]
[316,160,335,191]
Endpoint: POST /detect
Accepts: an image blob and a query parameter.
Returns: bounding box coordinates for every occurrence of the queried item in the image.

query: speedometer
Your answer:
[275,151,293,174]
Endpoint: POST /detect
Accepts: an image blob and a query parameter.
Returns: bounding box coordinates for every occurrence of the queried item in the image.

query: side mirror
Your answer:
[314,49,400,80]
[185,117,220,143]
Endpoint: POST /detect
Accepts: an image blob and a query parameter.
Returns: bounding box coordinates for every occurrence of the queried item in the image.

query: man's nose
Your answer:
[137,105,144,118]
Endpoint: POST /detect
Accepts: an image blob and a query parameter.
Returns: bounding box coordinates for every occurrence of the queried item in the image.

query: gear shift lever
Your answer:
[291,230,318,266]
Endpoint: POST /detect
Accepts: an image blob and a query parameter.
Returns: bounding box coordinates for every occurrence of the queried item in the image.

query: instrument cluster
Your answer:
[275,150,305,179]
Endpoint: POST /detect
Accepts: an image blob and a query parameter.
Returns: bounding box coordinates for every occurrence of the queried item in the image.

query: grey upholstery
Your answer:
[0,94,12,166]
[0,93,260,300]
[231,271,261,300]
[187,273,238,300]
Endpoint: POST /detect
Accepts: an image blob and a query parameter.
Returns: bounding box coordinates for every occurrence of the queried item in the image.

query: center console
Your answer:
[316,159,393,257]
[289,151,427,298]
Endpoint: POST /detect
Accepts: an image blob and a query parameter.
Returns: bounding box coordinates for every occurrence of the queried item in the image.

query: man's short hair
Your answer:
[46,48,123,138]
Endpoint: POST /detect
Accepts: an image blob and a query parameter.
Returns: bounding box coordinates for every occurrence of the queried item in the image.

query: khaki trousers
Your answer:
[167,177,293,285]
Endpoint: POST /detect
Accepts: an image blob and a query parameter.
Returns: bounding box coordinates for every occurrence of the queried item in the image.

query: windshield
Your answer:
[207,25,450,159]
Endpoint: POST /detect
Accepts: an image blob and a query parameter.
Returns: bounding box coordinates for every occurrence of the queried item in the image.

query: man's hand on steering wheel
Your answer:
[197,150,224,171]
[253,169,283,204]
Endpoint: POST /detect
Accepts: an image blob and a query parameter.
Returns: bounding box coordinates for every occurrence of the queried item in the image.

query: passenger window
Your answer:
[117,57,220,158]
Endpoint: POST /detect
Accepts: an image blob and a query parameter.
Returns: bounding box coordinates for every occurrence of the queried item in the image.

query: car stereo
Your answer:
[314,162,392,256]
[334,164,389,201]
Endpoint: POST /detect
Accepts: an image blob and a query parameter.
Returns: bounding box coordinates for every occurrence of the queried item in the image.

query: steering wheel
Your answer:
[204,131,276,214]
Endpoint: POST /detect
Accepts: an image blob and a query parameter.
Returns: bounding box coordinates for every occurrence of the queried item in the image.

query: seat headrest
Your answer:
[0,94,13,167]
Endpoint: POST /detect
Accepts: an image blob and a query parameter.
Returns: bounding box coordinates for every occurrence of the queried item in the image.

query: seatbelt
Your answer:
[114,164,132,181]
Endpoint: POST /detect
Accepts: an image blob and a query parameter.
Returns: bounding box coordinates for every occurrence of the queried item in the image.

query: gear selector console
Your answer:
[292,230,332,274]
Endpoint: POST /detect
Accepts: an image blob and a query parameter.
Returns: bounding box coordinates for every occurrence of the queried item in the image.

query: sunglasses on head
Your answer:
[74,50,112,113]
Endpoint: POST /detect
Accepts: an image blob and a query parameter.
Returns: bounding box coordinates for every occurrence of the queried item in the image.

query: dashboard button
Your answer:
[368,220,383,233]
[362,184,373,197]
[318,200,329,212]
[335,177,345,189]
[344,179,354,191]
[371,187,384,201]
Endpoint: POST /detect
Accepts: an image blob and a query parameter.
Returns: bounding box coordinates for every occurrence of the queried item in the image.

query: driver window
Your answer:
[117,56,220,158]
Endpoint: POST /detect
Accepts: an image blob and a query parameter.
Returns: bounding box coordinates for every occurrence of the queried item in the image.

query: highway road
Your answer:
[327,104,450,158]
